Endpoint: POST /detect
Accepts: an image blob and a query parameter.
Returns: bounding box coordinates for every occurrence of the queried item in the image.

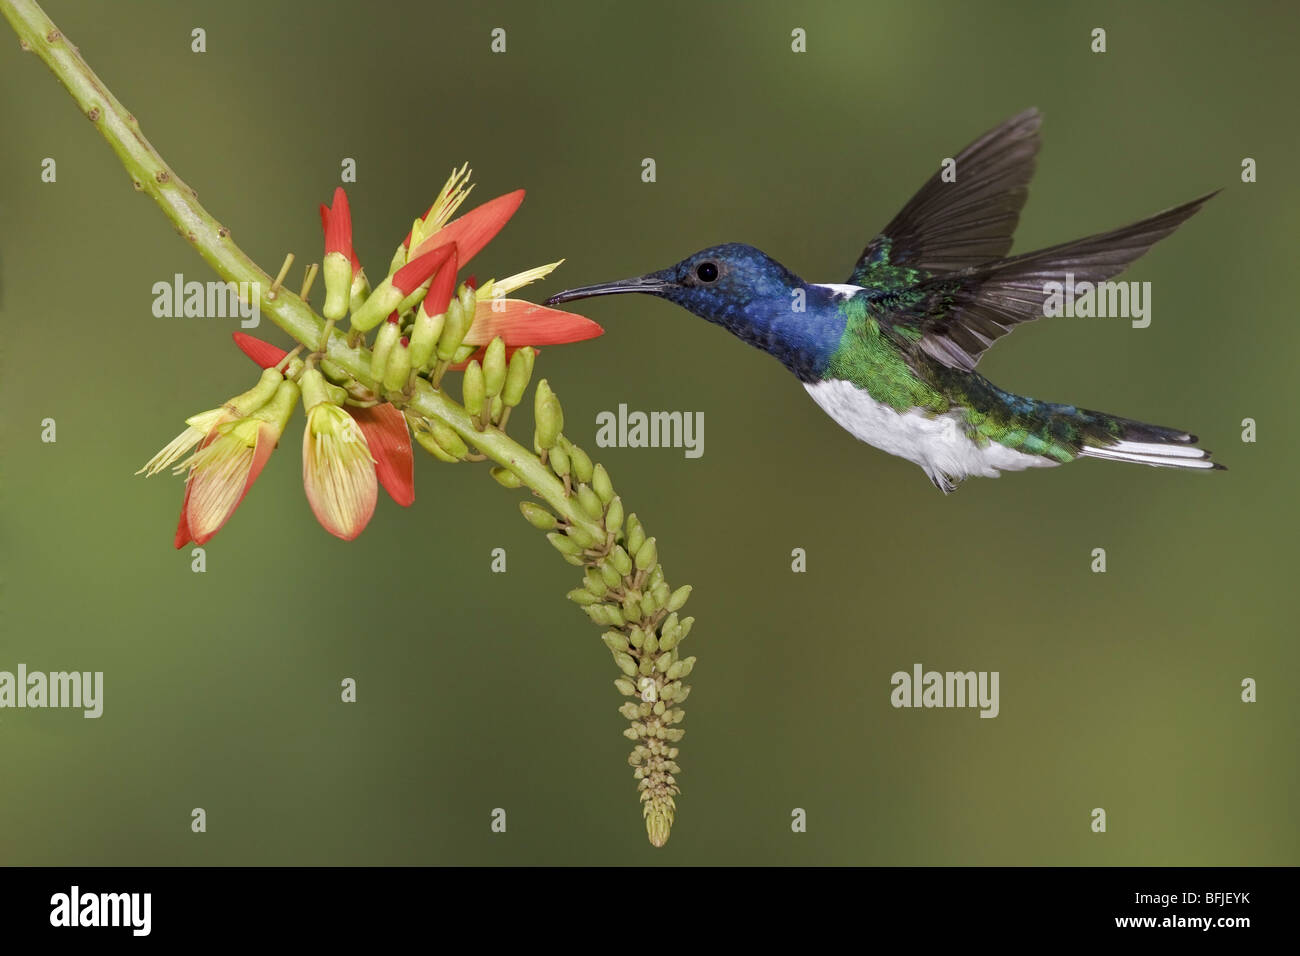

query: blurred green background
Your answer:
[1,0,1296,865]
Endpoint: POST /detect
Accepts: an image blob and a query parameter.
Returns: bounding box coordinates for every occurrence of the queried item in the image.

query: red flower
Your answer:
[319,187,361,275]
[407,190,525,269]
[174,379,299,547]
[231,333,414,507]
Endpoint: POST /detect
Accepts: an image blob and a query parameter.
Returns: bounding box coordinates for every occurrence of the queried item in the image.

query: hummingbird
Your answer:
[546,109,1223,492]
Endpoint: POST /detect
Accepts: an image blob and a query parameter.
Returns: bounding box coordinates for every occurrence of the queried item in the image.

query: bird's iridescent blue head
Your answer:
[546,243,845,380]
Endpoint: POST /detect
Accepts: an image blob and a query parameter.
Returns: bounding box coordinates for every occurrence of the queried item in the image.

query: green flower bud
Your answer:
[521,502,558,531]
[601,631,629,653]
[599,561,623,590]
[458,282,477,318]
[639,591,658,618]
[648,564,665,591]
[653,701,666,716]
[381,339,412,393]
[658,629,678,652]
[547,531,581,556]
[660,613,681,646]
[677,656,696,678]
[610,544,633,577]
[597,604,626,627]
[370,318,401,382]
[565,521,601,550]
[490,466,522,489]
[436,299,468,361]
[614,678,637,697]
[349,269,371,315]
[428,419,468,459]
[462,360,485,417]
[548,443,570,478]
[567,588,599,606]
[583,569,608,598]
[626,514,645,555]
[568,445,593,483]
[411,422,459,463]
[621,596,642,623]
[534,379,563,450]
[322,252,351,322]
[643,630,659,655]
[591,463,614,503]
[349,281,404,333]
[659,683,677,702]
[407,307,445,370]
[634,536,658,572]
[619,702,640,720]
[490,394,504,423]
[604,497,624,537]
[679,617,695,641]
[651,581,671,607]
[576,485,604,521]
[667,585,692,612]
[483,337,507,398]
[613,652,637,677]
[656,652,674,674]
[628,626,645,650]
[674,684,691,704]
[502,347,535,408]
[666,660,684,680]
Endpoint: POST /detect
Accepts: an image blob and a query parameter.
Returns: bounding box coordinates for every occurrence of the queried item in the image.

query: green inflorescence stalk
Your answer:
[1,0,697,847]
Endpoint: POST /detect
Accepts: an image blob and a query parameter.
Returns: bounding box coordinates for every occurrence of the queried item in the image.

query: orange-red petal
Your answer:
[348,403,414,507]
[462,299,604,347]
[409,190,525,268]
[422,248,460,318]
[232,332,288,370]
[392,243,456,296]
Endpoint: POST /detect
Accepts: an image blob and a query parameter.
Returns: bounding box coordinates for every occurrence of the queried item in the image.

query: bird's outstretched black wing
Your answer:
[881,191,1218,372]
[848,108,1041,284]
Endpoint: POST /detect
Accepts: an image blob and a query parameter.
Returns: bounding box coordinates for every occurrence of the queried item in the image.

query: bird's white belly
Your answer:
[803,379,1057,488]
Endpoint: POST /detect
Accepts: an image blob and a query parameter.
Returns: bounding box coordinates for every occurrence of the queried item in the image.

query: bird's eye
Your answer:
[695,261,719,283]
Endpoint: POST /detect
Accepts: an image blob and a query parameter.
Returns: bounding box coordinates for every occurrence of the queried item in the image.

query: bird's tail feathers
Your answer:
[1078,417,1223,471]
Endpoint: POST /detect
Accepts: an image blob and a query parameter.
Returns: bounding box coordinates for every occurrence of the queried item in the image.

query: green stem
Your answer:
[0,0,601,541]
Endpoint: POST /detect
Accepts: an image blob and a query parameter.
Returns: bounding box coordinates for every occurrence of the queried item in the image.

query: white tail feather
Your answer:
[1080,443,1216,469]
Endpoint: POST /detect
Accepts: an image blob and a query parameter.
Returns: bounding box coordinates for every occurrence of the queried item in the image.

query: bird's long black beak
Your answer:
[545,272,671,306]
